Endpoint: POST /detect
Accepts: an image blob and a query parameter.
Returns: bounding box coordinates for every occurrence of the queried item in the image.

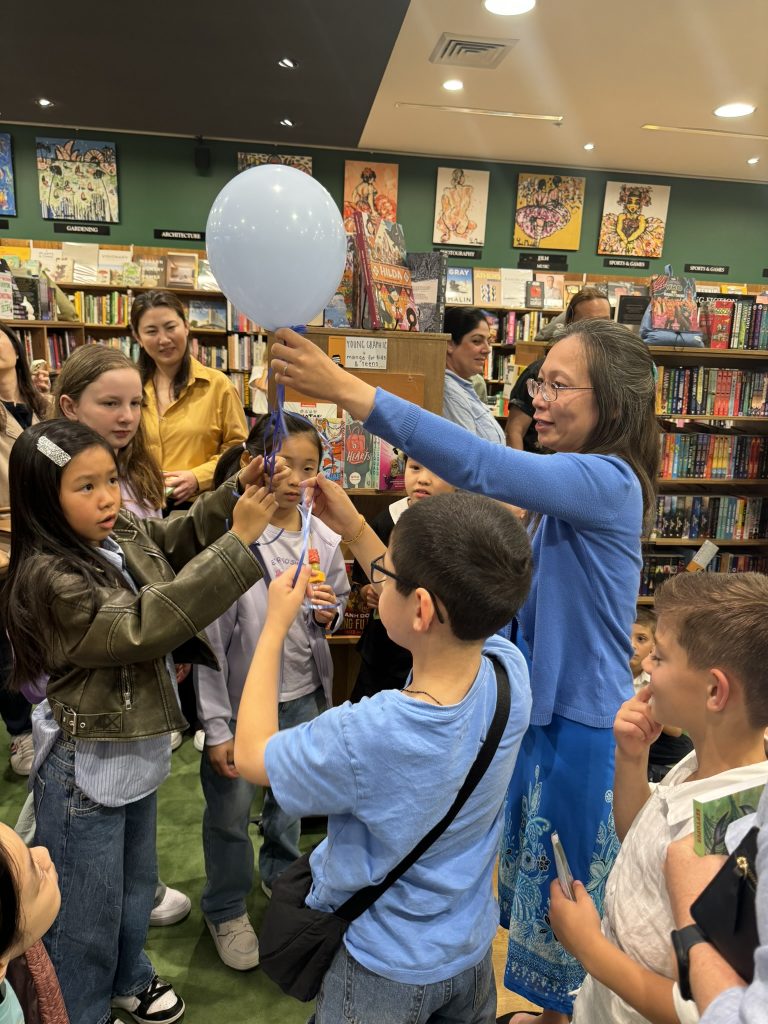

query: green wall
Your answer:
[2,122,767,282]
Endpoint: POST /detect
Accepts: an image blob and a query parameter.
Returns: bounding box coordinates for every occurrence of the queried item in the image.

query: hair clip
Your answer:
[36,435,71,467]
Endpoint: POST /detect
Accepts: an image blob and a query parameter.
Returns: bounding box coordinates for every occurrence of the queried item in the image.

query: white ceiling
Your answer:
[360,0,768,184]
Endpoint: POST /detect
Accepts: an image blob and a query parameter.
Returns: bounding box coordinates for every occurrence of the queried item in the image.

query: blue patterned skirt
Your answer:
[498,715,619,1015]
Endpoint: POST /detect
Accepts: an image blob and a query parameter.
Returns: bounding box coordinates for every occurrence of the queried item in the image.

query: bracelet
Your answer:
[342,514,366,545]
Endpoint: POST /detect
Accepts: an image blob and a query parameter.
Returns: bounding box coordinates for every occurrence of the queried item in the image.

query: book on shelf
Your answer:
[483,312,500,344]
[187,299,226,331]
[445,266,473,306]
[31,247,73,284]
[655,366,768,418]
[98,248,134,284]
[525,280,544,310]
[121,262,142,287]
[10,270,57,321]
[658,433,768,480]
[336,561,371,636]
[651,494,768,541]
[227,303,262,334]
[405,250,448,333]
[500,268,532,309]
[693,781,765,856]
[188,339,227,370]
[138,257,165,287]
[197,259,219,292]
[473,267,502,308]
[605,279,649,307]
[534,272,566,310]
[325,235,359,328]
[352,211,419,331]
[343,413,380,489]
[0,268,13,319]
[65,288,130,325]
[615,294,649,330]
[164,252,198,289]
[378,440,406,491]
[649,271,700,333]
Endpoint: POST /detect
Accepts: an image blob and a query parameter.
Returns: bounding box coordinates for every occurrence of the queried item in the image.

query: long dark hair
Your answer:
[443,307,488,344]
[0,839,21,961]
[213,412,323,489]
[0,323,50,425]
[51,344,166,512]
[2,420,130,690]
[131,290,191,400]
[557,319,660,524]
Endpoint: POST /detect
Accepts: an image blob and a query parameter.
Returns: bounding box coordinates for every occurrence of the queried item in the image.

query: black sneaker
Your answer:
[111,975,185,1023]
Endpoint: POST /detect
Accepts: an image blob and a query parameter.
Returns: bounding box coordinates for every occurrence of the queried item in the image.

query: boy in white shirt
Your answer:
[549,572,768,1024]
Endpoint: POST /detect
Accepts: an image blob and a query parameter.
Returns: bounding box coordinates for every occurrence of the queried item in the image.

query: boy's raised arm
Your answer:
[613,687,661,842]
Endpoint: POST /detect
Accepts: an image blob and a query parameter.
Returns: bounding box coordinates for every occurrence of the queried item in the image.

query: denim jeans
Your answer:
[200,687,326,923]
[34,737,157,1024]
[311,944,496,1024]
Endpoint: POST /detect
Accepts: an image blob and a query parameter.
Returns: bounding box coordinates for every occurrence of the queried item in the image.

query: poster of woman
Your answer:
[513,173,585,250]
[597,181,670,258]
[343,160,398,233]
[36,137,119,222]
[433,167,489,247]
[0,133,16,216]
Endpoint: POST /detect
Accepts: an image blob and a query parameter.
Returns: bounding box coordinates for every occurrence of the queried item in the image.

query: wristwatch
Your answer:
[671,923,710,1002]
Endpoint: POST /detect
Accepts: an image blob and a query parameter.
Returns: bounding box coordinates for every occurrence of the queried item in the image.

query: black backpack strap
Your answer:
[336,654,511,923]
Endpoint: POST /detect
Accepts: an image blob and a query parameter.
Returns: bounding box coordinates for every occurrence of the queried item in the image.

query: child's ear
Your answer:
[412,588,438,633]
[706,668,731,713]
[239,450,252,469]
[59,394,79,421]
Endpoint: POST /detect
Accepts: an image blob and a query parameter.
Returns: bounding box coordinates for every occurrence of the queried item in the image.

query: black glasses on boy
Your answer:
[369,554,445,625]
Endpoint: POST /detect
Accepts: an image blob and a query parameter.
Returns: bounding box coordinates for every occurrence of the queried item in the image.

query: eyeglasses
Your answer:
[526,378,595,403]
[370,554,445,624]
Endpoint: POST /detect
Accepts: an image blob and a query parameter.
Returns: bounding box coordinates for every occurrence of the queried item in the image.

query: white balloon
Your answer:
[206,165,346,331]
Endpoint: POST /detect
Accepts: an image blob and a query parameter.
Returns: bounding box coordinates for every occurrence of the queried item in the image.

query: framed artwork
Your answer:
[36,137,119,222]
[513,173,586,250]
[343,160,398,232]
[0,133,17,216]
[597,181,670,258]
[236,152,312,175]
[433,167,489,247]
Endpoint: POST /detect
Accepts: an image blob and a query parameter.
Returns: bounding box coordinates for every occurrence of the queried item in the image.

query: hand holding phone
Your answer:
[551,831,575,901]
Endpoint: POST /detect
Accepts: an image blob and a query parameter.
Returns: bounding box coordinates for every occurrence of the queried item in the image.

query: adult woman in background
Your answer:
[270,319,659,1023]
[131,290,247,509]
[442,307,506,443]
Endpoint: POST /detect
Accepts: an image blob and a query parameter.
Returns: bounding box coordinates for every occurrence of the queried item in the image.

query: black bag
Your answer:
[691,825,759,983]
[258,657,511,1001]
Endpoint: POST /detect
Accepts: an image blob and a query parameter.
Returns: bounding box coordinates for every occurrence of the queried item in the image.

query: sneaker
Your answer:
[205,913,260,970]
[9,732,34,776]
[260,880,272,899]
[170,731,183,751]
[112,975,184,1023]
[149,886,191,927]
[193,729,205,752]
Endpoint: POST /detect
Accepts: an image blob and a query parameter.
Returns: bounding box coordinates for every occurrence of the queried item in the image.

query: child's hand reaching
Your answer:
[310,583,338,626]
[548,878,605,969]
[613,686,663,760]
[230,485,278,546]
[267,565,312,634]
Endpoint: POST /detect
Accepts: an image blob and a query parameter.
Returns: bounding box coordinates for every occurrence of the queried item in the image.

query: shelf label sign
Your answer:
[519,253,568,270]
[603,257,649,269]
[154,229,206,241]
[344,337,388,370]
[433,246,482,260]
[53,223,110,235]
[684,264,729,275]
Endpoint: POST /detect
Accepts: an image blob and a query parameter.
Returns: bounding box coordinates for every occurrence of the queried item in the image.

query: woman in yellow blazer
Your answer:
[131,290,247,508]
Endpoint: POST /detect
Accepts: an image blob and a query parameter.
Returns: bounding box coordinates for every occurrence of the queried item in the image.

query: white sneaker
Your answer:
[149,886,191,926]
[193,729,205,752]
[112,974,184,1023]
[9,732,34,776]
[205,913,260,970]
[170,730,183,751]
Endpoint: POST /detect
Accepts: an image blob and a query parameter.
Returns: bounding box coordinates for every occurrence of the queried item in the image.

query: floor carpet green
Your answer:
[0,728,322,1023]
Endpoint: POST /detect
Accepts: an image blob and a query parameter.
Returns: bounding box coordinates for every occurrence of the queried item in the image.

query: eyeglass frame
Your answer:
[526,378,596,403]
[369,554,445,624]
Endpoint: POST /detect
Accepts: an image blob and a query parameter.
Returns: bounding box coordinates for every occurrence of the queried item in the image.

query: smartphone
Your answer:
[551,831,575,901]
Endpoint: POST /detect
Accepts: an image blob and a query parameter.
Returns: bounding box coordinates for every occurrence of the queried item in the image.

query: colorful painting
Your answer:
[343,160,398,233]
[36,137,119,222]
[513,173,586,250]
[597,181,670,258]
[236,152,312,175]
[433,167,489,247]
[0,134,16,216]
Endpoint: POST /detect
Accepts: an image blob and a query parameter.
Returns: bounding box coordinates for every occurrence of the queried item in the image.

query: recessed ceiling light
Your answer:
[279,118,294,127]
[484,0,536,14]
[583,142,595,151]
[747,156,760,165]
[37,98,54,107]
[278,57,298,69]
[714,102,755,118]
[443,79,464,92]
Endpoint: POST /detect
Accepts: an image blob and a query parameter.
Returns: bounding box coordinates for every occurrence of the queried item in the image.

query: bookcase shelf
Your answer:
[645,538,767,547]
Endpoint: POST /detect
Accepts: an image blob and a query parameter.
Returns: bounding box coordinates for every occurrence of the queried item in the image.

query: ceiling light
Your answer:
[583,142,595,151]
[714,102,755,118]
[484,0,536,14]
[442,79,464,92]
[37,97,54,107]
[747,156,760,165]
[279,118,294,127]
[278,57,298,69]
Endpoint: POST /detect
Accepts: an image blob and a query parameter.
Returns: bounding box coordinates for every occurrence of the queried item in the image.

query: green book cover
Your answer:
[693,782,765,855]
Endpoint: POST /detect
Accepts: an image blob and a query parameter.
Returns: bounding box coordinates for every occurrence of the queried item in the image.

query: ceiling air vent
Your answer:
[429,33,518,69]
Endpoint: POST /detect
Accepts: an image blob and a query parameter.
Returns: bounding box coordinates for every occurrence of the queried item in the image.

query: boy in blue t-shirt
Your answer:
[235,485,533,1023]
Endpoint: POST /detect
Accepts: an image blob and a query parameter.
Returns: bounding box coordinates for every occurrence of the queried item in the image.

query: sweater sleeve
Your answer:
[365,389,640,530]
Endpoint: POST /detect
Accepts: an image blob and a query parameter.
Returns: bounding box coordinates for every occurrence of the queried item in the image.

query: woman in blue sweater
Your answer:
[271,320,659,1023]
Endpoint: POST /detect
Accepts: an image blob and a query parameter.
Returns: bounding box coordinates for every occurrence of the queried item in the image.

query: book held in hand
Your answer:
[693,781,765,855]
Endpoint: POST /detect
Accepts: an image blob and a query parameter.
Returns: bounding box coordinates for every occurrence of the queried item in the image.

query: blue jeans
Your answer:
[311,944,496,1024]
[34,737,157,1024]
[200,688,326,922]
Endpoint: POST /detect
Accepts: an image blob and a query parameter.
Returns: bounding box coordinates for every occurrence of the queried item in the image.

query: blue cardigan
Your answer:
[366,390,642,728]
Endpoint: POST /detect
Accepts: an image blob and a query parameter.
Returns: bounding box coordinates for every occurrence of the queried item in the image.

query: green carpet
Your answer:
[0,728,322,1023]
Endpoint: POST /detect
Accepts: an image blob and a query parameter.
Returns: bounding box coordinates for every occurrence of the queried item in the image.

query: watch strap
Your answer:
[671,923,709,1002]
